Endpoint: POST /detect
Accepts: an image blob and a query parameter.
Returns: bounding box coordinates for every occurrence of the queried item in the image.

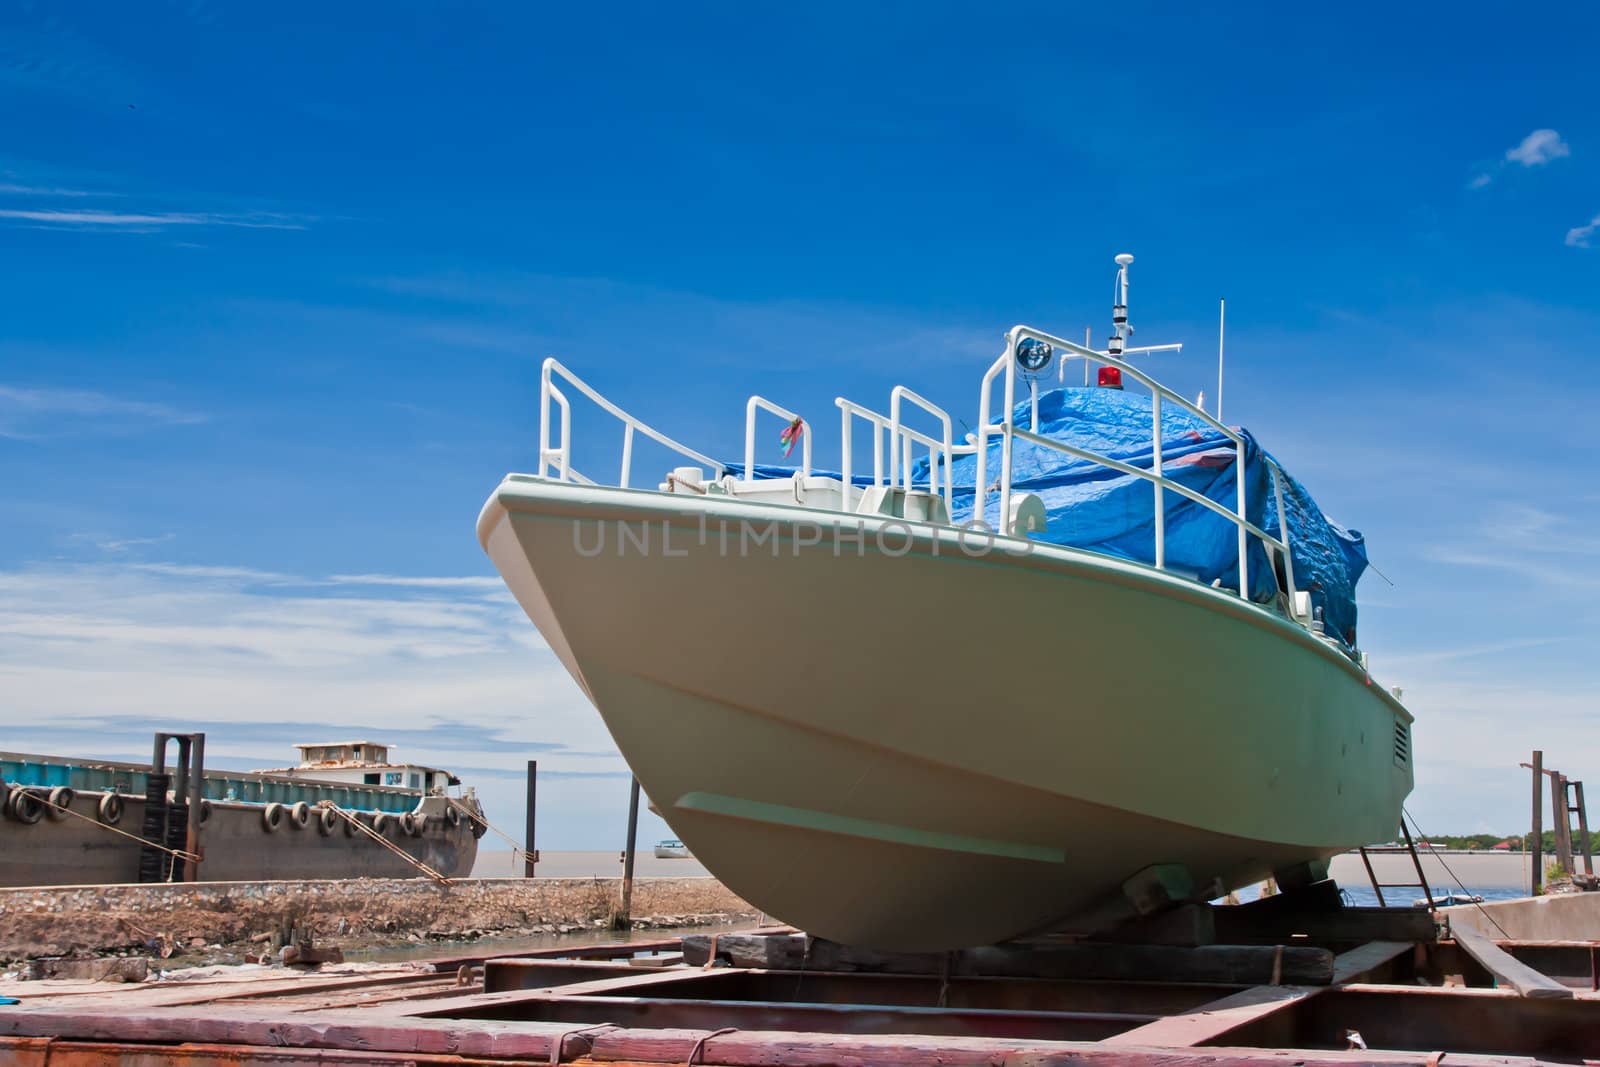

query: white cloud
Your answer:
[95,533,176,553]
[1467,173,1493,190]
[0,182,107,197]
[0,208,306,231]
[0,559,640,847]
[327,573,507,590]
[1567,214,1600,249]
[0,384,206,439]
[1505,128,1570,167]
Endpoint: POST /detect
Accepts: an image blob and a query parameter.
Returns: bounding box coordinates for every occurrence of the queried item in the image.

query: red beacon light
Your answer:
[1097,366,1124,390]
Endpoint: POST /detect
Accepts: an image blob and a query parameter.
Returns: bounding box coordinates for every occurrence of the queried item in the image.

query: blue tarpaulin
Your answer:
[729,387,1367,649]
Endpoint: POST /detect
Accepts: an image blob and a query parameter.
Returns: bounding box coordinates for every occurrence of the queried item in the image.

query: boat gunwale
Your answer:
[480,474,1412,725]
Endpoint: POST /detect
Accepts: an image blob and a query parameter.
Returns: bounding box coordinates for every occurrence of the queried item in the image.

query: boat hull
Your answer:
[481,476,1414,950]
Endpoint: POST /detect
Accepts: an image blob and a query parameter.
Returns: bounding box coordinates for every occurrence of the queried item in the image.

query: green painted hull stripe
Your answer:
[674,791,1066,864]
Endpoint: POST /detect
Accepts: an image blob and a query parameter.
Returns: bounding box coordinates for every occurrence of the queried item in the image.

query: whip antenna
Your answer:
[1217,297,1225,421]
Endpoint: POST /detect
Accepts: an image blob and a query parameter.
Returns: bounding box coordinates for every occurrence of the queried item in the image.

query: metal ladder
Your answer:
[1358,819,1437,911]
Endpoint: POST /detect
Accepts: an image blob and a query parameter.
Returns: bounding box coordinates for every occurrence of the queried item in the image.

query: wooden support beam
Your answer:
[1104,940,1415,1048]
[1212,904,1436,945]
[1453,926,1573,999]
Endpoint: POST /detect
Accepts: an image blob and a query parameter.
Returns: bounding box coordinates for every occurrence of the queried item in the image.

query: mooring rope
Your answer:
[1402,806,1512,941]
[444,796,529,862]
[320,802,453,886]
[29,790,201,865]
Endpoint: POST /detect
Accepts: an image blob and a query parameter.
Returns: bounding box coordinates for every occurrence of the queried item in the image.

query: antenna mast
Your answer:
[1109,254,1134,357]
[1216,298,1226,421]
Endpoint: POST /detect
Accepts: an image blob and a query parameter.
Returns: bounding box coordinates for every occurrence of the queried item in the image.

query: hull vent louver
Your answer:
[1393,721,1410,767]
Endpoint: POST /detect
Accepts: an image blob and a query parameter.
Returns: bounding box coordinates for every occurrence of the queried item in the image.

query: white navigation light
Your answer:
[1016,337,1053,374]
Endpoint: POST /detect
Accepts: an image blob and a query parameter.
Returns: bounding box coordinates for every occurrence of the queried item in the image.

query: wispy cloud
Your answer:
[1427,503,1600,591]
[0,208,307,231]
[1567,214,1600,250]
[328,574,506,591]
[1468,128,1570,189]
[0,383,206,439]
[0,181,110,197]
[94,533,176,553]
[1505,128,1570,167]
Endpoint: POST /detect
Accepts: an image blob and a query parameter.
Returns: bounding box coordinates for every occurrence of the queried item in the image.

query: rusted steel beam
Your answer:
[683,934,1335,986]
[0,1006,1580,1066]
[0,1035,516,1064]
[428,937,684,971]
[1245,985,1600,1059]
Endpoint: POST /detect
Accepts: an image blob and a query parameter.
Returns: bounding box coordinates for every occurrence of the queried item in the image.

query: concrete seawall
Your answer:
[0,877,756,960]
[1444,889,1600,939]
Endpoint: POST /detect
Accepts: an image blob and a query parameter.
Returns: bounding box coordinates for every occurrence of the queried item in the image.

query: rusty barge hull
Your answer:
[0,787,480,885]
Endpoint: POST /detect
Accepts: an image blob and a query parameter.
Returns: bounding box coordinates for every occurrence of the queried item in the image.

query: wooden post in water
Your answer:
[1530,750,1543,895]
[1552,772,1574,878]
[617,776,641,928]
[1574,781,1595,878]
[523,760,537,878]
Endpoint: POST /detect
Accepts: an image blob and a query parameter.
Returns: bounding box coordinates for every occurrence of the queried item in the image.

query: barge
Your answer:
[0,733,485,885]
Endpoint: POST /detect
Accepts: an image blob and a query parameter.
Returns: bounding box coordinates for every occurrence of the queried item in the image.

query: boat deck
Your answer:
[4,899,1599,1064]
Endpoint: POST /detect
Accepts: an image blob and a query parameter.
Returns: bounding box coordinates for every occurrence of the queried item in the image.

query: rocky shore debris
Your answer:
[1,877,756,965]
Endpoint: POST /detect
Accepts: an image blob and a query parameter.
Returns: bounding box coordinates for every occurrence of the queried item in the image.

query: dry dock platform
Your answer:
[4,895,1600,1065]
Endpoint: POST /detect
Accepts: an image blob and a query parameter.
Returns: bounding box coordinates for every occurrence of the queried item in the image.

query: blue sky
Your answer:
[4,3,1600,850]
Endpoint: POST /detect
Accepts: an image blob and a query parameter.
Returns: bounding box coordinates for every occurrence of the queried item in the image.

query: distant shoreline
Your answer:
[472,849,710,879]
[483,848,1540,891]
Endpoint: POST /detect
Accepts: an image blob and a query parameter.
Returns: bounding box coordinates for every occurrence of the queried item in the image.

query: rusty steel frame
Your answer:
[5,925,1600,1064]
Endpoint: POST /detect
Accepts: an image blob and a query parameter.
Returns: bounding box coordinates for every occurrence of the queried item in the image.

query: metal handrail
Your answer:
[976,326,1297,605]
[540,357,724,487]
[888,386,955,515]
[836,398,887,512]
[744,396,811,484]
[538,329,1302,615]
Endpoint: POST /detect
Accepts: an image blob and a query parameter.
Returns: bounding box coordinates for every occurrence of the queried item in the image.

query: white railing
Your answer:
[977,326,1298,606]
[836,394,965,515]
[538,338,1301,616]
[888,386,956,516]
[744,396,811,484]
[835,398,888,512]
[540,357,725,488]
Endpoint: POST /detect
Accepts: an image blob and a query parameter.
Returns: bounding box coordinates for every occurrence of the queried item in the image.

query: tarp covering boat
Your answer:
[734,387,1367,650]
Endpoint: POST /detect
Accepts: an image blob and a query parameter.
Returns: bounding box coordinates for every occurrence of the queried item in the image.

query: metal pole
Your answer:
[619,776,641,926]
[1575,781,1594,878]
[524,760,538,878]
[1358,848,1386,908]
[185,733,205,882]
[1399,818,1435,912]
[1531,750,1544,895]
[170,736,189,883]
